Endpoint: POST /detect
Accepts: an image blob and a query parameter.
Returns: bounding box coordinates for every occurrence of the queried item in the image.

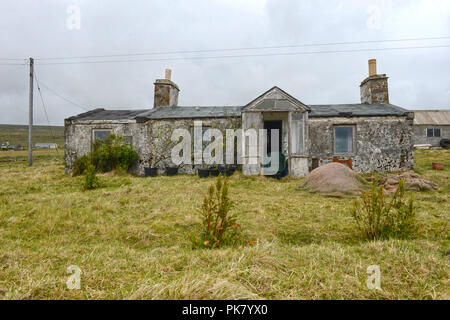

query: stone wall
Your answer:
[64,119,148,175]
[309,116,414,173]
[413,125,450,147]
[65,117,241,176]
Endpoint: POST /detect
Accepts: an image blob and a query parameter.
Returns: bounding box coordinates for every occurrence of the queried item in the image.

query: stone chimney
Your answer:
[360,59,389,104]
[154,69,179,108]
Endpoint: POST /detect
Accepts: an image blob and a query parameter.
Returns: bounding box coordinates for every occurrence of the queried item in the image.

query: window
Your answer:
[291,113,304,154]
[93,130,111,144]
[334,126,354,154]
[435,128,441,137]
[427,128,441,137]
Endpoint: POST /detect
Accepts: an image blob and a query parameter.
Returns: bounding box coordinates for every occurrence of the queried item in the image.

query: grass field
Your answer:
[0,124,64,148]
[0,149,448,300]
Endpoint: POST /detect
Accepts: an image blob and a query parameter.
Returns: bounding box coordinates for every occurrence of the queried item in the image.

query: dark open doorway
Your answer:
[264,120,283,155]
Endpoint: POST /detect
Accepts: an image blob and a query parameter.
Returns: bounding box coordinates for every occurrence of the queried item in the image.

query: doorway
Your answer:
[264,120,283,155]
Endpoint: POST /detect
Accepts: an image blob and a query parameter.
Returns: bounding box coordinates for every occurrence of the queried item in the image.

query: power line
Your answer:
[35,44,450,66]
[0,62,27,66]
[34,78,89,111]
[0,58,27,61]
[34,36,450,61]
[34,71,56,142]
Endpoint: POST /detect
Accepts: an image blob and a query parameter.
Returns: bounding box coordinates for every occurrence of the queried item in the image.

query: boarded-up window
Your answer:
[334,126,354,154]
[291,113,304,154]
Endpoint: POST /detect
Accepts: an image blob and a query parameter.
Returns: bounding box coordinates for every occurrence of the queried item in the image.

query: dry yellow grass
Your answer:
[0,150,448,299]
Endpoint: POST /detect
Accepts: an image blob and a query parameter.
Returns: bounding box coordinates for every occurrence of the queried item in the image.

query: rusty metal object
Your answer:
[432,162,444,170]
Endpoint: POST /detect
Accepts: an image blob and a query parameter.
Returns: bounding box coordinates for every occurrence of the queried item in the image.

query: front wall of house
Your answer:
[413,125,450,147]
[144,117,241,174]
[65,117,241,176]
[64,120,149,174]
[309,116,414,173]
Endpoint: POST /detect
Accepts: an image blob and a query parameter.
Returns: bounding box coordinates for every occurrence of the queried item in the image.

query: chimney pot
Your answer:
[368,59,377,77]
[165,69,172,81]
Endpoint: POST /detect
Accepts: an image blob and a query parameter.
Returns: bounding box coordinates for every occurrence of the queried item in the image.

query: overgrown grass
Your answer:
[0,149,448,299]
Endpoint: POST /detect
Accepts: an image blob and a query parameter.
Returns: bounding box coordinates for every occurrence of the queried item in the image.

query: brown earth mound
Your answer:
[300,162,365,196]
[379,172,438,193]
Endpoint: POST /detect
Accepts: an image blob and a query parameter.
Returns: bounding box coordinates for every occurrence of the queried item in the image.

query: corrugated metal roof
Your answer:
[67,104,410,122]
[308,103,409,117]
[413,110,450,125]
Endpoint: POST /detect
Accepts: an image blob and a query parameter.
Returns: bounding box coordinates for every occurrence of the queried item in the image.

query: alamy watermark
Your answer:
[67,5,81,30]
[366,265,381,290]
[66,265,81,290]
[169,121,281,174]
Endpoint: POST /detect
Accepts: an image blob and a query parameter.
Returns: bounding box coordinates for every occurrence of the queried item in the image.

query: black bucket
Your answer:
[225,168,236,177]
[198,168,210,178]
[144,167,158,177]
[209,168,220,177]
[166,167,178,176]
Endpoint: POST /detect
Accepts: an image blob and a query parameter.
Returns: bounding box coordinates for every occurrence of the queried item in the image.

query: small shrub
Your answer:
[72,155,91,176]
[351,178,418,240]
[92,134,139,173]
[192,174,241,248]
[84,163,100,190]
[72,134,139,175]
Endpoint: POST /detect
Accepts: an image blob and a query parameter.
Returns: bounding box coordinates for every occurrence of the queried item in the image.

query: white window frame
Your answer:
[289,112,306,156]
[333,125,356,155]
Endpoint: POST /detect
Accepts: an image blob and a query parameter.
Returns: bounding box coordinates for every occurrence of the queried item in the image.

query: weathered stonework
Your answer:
[65,61,415,177]
[64,117,241,176]
[309,115,414,173]
[64,119,148,175]
[154,79,179,108]
[360,75,389,104]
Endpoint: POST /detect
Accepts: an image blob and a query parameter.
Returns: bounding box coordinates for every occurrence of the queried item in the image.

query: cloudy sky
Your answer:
[1,0,449,125]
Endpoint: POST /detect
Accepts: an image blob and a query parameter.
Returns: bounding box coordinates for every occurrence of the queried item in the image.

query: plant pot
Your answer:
[144,167,158,177]
[218,165,227,175]
[432,162,444,170]
[197,168,210,178]
[225,168,236,177]
[209,168,220,177]
[166,167,178,176]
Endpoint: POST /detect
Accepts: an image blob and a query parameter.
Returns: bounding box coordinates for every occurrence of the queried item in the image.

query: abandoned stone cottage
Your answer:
[65,59,414,177]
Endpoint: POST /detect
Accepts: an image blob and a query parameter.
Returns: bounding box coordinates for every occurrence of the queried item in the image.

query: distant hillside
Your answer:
[0,124,64,148]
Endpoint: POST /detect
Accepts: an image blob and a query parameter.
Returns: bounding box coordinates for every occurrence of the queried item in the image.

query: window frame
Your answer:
[426,128,441,138]
[333,125,356,155]
[290,112,306,156]
[92,129,112,145]
[434,128,441,137]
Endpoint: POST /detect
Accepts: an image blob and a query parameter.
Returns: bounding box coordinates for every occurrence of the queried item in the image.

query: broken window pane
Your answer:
[335,127,353,154]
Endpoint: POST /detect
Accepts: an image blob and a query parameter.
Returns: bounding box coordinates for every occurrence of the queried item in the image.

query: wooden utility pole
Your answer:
[28,57,34,166]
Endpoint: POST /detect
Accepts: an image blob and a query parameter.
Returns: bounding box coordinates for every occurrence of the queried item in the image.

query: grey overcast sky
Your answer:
[1,0,450,126]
